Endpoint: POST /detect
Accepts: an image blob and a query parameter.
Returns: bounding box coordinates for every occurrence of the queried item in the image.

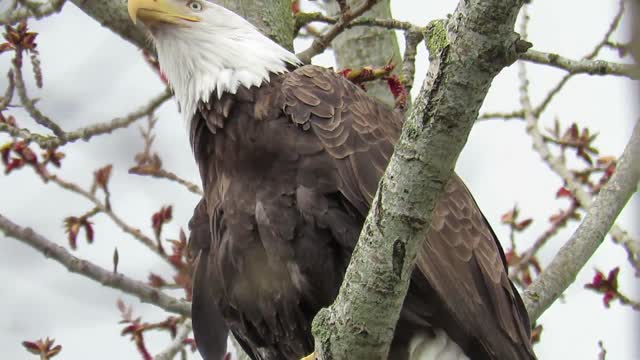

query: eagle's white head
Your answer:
[127,0,300,122]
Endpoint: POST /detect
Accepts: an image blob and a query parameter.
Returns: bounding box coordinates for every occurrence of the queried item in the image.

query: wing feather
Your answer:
[281,65,535,359]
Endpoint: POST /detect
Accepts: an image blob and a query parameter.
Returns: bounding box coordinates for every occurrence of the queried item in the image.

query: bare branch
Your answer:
[0,90,171,149]
[585,0,626,61]
[295,12,418,32]
[518,7,640,318]
[516,201,580,270]
[0,70,16,110]
[481,0,628,122]
[609,227,640,276]
[13,52,65,137]
[520,50,639,79]
[533,0,626,116]
[47,174,172,266]
[523,119,640,320]
[0,213,190,316]
[154,319,193,360]
[296,0,379,64]
[518,55,638,280]
[401,29,423,95]
[129,167,203,196]
[477,109,524,121]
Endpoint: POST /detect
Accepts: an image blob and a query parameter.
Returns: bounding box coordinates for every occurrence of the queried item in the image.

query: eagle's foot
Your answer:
[300,352,316,360]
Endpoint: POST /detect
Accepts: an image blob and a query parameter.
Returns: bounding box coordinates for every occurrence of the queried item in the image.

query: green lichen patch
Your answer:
[425,19,448,55]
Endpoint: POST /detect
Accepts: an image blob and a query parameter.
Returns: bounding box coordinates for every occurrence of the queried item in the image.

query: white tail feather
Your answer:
[409,330,470,360]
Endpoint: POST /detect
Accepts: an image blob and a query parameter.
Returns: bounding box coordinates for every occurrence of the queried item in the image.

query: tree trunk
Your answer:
[214,0,294,50]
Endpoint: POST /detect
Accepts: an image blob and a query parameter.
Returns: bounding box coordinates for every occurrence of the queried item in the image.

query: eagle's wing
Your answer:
[414,177,535,359]
[281,65,535,359]
[188,198,229,360]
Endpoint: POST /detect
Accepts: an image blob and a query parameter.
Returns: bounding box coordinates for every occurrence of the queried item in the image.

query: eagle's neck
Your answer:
[151,10,300,125]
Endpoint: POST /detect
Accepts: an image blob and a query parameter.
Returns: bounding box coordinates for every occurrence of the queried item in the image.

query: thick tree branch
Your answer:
[0,213,190,316]
[523,119,640,321]
[520,49,639,79]
[69,0,152,53]
[311,0,525,358]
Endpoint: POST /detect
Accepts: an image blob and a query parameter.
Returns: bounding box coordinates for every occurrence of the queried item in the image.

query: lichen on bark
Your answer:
[425,19,448,55]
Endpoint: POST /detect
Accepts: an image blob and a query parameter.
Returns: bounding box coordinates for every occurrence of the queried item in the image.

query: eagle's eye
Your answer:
[187,1,203,11]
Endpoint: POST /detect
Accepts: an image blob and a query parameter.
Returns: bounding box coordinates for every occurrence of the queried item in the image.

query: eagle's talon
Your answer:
[301,352,316,360]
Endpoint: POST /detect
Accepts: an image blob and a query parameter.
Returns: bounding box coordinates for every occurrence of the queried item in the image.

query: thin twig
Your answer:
[617,291,640,310]
[520,50,639,80]
[518,5,638,269]
[523,119,640,321]
[0,70,16,110]
[477,109,525,121]
[154,319,193,360]
[401,29,423,95]
[610,227,640,276]
[519,7,640,320]
[296,0,379,64]
[517,201,580,268]
[584,0,626,61]
[0,213,190,316]
[295,12,417,33]
[0,90,172,148]
[520,57,638,280]
[47,174,172,265]
[129,167,203,196]
[482,0,628,122]
[12,51,65,137]
[531,0,626,117]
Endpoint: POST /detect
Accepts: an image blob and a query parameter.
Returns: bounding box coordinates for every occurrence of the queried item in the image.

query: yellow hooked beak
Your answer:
[128,0,200,25]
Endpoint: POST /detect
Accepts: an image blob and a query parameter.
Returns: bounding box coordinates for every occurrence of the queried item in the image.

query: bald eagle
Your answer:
[127,1,536,359]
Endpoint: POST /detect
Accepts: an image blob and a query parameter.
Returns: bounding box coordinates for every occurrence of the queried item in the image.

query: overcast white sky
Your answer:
[0,0,638,359]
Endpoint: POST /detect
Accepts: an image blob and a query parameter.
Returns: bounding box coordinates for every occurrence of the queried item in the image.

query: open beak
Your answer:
[128,0,200,25]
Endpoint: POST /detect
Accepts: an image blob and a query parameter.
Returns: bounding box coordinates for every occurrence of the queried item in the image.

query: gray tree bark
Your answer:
[213,0,294,50]
[321,0,403,107]
[311,1,525,358]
